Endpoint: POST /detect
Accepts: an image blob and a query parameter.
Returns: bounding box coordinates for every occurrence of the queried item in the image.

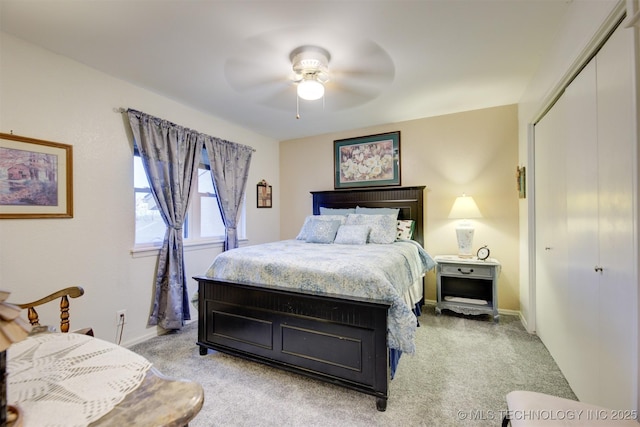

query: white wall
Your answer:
[0,33,281,346]
[517,0,622,331]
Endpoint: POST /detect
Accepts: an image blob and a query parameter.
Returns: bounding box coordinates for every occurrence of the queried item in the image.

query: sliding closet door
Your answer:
[534,94,568,366]
[594,26,635,410]
[563,59,599,404]
[534,23,637,410]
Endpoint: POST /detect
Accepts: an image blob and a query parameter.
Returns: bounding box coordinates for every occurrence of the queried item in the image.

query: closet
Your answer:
[534,22,637,410]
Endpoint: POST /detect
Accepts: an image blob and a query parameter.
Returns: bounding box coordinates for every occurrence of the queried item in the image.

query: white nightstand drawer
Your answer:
[441,264,493,278]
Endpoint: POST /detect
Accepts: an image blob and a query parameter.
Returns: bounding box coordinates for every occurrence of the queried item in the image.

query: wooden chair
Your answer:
[15,286,93,336]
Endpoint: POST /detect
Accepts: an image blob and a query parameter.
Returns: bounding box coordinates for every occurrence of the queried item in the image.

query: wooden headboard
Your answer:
[311,186,426,247]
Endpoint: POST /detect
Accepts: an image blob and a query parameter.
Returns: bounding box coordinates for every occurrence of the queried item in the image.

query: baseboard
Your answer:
[122,319,197,348]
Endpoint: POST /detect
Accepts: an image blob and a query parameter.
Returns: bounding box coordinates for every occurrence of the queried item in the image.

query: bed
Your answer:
[195,186,431,411]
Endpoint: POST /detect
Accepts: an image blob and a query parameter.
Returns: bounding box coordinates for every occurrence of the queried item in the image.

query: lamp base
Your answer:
[455,224,475,258]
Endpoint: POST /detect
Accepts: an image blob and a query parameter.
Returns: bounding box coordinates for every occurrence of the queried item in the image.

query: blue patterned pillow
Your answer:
[296,215,347,240]
[334,225,371,245]
[305,219,342,244]
[355,206,400,219]
[319,207,356,216]
[345,214,397,244]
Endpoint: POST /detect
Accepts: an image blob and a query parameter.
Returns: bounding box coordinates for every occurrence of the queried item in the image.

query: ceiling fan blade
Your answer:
[323,81,381,110]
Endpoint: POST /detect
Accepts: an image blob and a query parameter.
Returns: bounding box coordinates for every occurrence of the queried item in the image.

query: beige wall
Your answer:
[280,104,520,311]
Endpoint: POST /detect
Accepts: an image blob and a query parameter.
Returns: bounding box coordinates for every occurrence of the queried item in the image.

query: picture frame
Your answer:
[516,166,526,199]
[257,180,272,208]
[0,133,73,218]
[334,131,400,189]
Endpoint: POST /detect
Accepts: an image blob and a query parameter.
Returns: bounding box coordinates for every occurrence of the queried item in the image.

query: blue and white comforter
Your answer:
[205,239,436,354]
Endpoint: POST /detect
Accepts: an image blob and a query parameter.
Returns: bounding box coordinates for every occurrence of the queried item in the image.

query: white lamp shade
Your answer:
[448,194,482,219]
[297,79,324,100]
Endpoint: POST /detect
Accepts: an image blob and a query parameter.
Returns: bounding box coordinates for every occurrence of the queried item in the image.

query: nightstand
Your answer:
[434,255,501,322]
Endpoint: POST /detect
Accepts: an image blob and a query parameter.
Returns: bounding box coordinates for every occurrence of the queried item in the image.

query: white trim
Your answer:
[526,123,537,334]
[625,0,640,27]
[130,238,249,258]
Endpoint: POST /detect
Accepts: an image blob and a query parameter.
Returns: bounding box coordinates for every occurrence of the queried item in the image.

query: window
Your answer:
[134,153,245,247]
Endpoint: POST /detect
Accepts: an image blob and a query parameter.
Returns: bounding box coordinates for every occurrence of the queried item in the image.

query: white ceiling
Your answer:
[0,0,572,141]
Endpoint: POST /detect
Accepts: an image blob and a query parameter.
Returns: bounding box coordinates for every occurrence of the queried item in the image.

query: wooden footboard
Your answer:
[195,277,391,411]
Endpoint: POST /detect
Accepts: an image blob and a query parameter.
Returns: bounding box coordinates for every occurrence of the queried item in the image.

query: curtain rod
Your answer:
[115,107,256,152]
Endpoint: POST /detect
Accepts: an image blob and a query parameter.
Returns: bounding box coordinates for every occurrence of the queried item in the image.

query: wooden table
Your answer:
[8,332,204,427]
[91,367,204,426]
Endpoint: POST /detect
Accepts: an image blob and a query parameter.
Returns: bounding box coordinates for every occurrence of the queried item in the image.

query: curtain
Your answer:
[126,109,201,329]
[203,136,253,250]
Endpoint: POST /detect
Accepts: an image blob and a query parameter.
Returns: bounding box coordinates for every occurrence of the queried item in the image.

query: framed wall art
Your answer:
[516,166,526,199]
[334,131,400,189]
[0,132,73,218]
[257,179,272,208]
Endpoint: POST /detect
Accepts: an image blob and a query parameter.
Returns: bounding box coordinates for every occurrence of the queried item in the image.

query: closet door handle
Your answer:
[594,266,603,273]
[545,247,552,251]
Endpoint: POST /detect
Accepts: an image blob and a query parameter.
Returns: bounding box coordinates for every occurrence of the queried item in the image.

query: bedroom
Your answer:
[0,0,639,422]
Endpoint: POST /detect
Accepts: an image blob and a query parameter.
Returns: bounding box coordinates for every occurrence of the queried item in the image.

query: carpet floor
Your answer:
[129,304,576,426]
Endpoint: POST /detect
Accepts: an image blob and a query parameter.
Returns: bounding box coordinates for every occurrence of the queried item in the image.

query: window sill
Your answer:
[130,238,248,258]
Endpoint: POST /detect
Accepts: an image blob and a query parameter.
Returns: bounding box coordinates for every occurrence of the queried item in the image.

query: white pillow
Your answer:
[345,214,397,244]
[296,215,347,240]
[396,219,416,240]
[334,224,371,245]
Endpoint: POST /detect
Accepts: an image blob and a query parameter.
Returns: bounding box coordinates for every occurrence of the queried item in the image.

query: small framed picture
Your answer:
[516,166,526,199]
[257,180,272,208]
[334,131,400,189]
[0,133,73,218]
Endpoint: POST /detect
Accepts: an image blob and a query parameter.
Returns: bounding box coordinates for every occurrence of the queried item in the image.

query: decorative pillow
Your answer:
[296,215,347,240]
[319,207,356,216]
[305,219,342,244]
[355,206,400,219]
[345,214,397,244]
[396,220,416,240]
[334,224,371,245]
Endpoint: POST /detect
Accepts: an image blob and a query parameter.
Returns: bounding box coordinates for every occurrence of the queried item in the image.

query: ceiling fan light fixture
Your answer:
[297,78,324,101]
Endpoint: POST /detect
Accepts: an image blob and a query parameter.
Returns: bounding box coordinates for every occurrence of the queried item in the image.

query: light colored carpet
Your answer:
[130,304,575,426]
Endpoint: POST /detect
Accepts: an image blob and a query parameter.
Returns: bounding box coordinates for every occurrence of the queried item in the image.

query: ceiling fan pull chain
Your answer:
[296,94,300,119]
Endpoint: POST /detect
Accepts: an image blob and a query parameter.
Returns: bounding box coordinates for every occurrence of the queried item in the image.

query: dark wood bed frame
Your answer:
[195,186,425,411]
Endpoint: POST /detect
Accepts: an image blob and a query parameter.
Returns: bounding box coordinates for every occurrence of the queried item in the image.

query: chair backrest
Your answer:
[15,286,87,334]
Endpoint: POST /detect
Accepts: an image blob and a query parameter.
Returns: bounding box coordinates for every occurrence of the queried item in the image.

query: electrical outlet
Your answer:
[116,309,127,325]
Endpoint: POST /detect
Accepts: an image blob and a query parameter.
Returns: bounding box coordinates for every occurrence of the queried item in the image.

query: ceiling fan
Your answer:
[290,45,331,102]
[223,31,395,116]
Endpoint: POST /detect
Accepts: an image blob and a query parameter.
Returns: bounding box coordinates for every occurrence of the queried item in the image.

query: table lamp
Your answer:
[448,194,482,258]
[0,291,31,426]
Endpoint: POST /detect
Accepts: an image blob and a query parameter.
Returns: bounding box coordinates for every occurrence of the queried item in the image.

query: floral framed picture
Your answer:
[0,133,73,218]
[334,131,400,189]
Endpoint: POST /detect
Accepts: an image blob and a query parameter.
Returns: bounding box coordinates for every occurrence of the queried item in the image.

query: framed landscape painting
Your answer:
[0,133,73,218]
[334,131,400,189]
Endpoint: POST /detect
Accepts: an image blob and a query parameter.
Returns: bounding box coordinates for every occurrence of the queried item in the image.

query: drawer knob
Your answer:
[458,268,474,274]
